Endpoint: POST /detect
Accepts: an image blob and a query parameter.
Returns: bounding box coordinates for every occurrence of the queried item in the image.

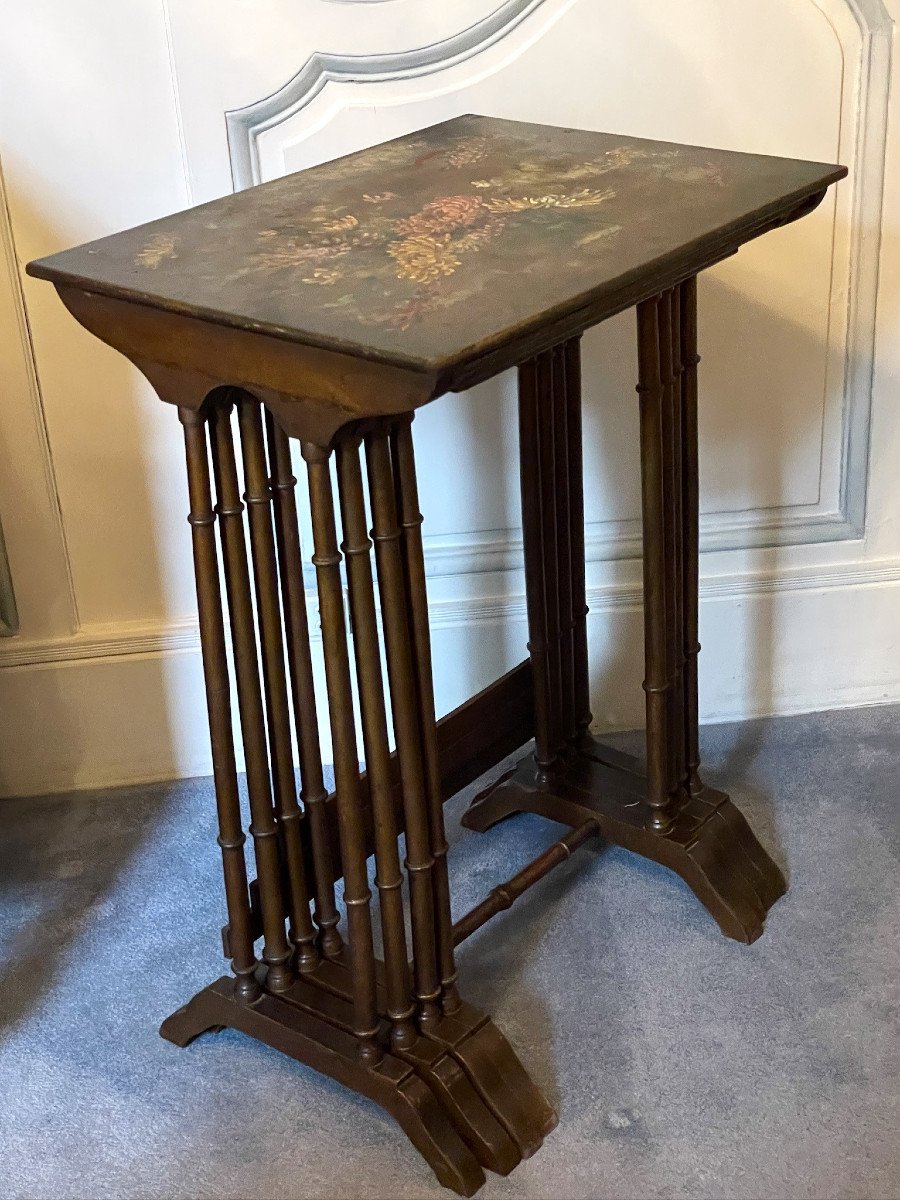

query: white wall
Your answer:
[1,0,899,797]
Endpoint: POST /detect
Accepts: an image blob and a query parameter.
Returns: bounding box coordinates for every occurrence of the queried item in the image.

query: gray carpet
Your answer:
[1,705,898,1200]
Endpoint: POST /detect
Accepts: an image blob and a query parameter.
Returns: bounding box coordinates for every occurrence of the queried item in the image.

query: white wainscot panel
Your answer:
[213,0,887,570]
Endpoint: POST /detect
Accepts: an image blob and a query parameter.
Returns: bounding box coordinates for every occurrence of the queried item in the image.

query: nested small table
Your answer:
[29,115,845,1195]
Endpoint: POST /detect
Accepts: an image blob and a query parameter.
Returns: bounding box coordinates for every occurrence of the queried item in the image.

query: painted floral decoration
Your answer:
[131,127,731,336]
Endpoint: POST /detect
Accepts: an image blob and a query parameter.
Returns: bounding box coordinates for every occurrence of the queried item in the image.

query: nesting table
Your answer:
[29,115,846,1194]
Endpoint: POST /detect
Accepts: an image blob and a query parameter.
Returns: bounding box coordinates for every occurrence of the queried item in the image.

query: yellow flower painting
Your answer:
[175,121,733,334]
[135,233,178,269]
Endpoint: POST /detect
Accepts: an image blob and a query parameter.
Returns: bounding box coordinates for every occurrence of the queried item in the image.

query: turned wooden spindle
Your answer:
[452,818,599,946]
[208,399,294,994]
[669,287,688,796]
[303,441,382,1066]
[336,433,418,1052]
[518,357,557,771]
[343,435,526,1176]
[636,299,674,831]
[564,337,592,743]
[536,352,565,760]
[179,405,260,1003]
[266,413,343,959]
[552,344,576,743]
[365,429,442,1031]
[656,290,681,814]
[238,395,319,974]
[679,276,704,795]
[390,415,460,1014]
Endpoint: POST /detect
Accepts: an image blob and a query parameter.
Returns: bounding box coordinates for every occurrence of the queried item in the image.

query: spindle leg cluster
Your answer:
[163,400,555,1196]
[464,278,787,945]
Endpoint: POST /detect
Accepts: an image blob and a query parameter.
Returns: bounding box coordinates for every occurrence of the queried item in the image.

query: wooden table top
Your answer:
[28,114,845,378]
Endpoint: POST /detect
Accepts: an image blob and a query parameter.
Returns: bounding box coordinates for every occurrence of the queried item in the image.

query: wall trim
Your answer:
[225,0,548,189]
[3,557,899,670]
[421,503,863,577]
[0,515,17,637]
[0,158,78,633]
[224,0,891,572]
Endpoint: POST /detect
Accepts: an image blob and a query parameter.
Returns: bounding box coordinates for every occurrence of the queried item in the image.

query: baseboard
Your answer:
[2,558,900,798]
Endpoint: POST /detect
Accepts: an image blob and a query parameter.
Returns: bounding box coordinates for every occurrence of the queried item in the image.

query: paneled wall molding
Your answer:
[225,0,548,189]
[2,555,899,669]
[224,0,892,573]
[422,503,859,576]
[0,158,78,633]
[0,517,17,637]
[844,0,893,34]
[827,0,892,540]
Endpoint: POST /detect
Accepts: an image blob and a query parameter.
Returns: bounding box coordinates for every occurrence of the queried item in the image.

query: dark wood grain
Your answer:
[670,286,688,797]
[313,952,557,1161]
[29,116,845,444]
[178,406,260,1003]
[657,289,684,817]
[466,306,787,943]
[29,116,845,378]
[462,741,786,944]
[564,338,592,743]
[536,352,564,760]
[207,398,293,994]
[391,415,461,1015]
[517,357,556,770]
[366,428,442,1031]
[296,953,522,1178]
[159,974,486,1197]
[238,395,319,974]
[303,440,381,1066]
[679,276,703,794]
[452,817,600,946]
[336,432,417,1054]
[267,413,343,958]
[636,297,673,831]
[552,344,575,746]
[334,431,526,1177]
[231,660,535,938]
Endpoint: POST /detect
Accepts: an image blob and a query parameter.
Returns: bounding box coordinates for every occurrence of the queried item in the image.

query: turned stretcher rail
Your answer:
[452,818,601,946]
